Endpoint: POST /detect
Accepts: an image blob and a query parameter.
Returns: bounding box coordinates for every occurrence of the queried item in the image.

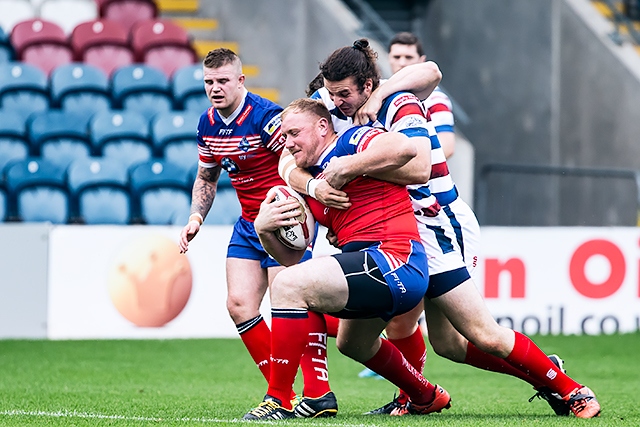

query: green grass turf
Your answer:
[0,333,638,426]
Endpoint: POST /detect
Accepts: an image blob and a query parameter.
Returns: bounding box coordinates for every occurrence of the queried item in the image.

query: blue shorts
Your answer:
[227,217,313,268]
[330,240,429,321]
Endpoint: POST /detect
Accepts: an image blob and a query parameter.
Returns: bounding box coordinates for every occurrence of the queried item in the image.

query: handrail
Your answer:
[478,163,640,225]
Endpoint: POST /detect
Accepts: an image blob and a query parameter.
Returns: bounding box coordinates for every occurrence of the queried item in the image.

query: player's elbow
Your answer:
[424,61,442,85]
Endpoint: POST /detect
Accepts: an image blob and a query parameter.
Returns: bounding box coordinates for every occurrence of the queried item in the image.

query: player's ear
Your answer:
[317,117,329,136]
[238,74,246,86]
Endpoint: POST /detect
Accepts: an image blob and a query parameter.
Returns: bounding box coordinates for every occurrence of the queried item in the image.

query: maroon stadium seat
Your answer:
[10,19,73,75]
[130,19,196,77]
[96,0,157,32]
[70,19,134,76]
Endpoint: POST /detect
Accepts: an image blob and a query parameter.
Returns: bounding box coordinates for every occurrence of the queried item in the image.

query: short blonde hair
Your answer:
[282,98,333,126]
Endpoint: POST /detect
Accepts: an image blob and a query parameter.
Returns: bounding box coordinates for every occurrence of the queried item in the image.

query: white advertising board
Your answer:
[48,225,640,339]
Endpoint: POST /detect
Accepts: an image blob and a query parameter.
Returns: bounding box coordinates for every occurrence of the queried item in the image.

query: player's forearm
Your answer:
[438,131,456,159]
[378,61,442,101]
[190,177,216,219]
[368,138,431,185]
[344,133,418,178]
[279,149,313,195]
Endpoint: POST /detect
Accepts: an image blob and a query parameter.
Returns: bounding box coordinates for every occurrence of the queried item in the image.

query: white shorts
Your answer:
[417,197,481,298]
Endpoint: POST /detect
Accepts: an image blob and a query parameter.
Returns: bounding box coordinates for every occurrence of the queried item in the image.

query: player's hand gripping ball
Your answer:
[268,185,315,250]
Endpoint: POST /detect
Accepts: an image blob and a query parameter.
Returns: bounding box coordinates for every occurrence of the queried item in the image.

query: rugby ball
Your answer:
[268,185,315,250]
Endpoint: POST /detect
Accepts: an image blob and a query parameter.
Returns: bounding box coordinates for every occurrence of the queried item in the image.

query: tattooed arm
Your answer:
[178,165,222,253]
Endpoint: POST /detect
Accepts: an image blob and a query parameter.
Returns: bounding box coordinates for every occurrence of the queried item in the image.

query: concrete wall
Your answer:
[421,0,640,225]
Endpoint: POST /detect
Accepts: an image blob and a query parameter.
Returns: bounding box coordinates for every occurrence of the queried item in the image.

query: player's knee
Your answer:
[429,335,467,362]
[270,270,306,307]
[226,295,256,322]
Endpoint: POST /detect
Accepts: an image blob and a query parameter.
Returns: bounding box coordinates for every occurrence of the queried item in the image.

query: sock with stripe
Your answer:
[237,315,271,383]
[300,311,331,398]
[267,308,309,409]
[363,338,436,405]
[504,331,580,397]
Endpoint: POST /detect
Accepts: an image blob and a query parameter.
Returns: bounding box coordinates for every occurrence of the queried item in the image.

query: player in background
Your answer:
[244,98,451,420]
[386,32,456,158]
[282,39,601,419]
[177,48,337,418]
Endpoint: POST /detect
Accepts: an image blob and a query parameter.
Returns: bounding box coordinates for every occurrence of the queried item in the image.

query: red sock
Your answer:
[237,315,271,382]
[364,339,435,405]
[323,314,339,337]
[389,327,426,398]
[267,308,309,409]
[505,331,580,397]
[300,312,331,398]
[464,341,544,388]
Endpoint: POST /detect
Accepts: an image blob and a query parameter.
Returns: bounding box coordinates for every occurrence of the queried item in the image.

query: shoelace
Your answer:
[249,400,280,417]
[568,392,591,413]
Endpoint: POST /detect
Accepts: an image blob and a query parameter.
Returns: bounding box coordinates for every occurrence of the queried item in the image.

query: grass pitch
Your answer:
[0,333,638,426]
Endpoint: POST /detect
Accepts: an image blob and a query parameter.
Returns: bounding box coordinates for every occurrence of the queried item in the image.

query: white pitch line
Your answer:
[0,410,373,427]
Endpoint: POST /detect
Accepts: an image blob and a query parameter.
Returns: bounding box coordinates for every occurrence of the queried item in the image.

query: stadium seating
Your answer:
[39,0,99,34]
[96,0,157,32]
[0,25,15,64]
[0,62,49,116]
[70,19,133,76]
[10,19,73,75]
[130,19,197,77]
[27,110,92,168]
[0,179,7,221]
[89,109,152,169]
[150,110,199,171]
[0,110,30,174]
[129,159,191,224]
[4,157,70,223]
[172,64,209,112]
[50,63,111,116]
[111,64,172,120]
[0,0,36,33]
[67,156,131,223]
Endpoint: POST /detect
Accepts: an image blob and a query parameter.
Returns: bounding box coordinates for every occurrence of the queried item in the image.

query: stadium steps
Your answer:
[158,0,279,102]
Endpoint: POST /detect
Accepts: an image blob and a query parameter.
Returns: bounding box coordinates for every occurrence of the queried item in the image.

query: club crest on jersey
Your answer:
[238,137,250,152]
[221,157,239,173]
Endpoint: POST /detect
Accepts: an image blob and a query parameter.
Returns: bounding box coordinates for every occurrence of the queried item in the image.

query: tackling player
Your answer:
[177,48,337,418]
[281,39,601,419]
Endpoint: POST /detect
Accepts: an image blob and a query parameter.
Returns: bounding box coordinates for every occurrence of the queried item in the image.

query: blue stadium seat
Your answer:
[172,64,209,112]
[189,165,241,225]
[129,159,191,224]
[0,62,49,116]
[0,180,8,221]
[0,25,15,64]
[150,110,199,171]
[0,109,30,174]
[50,63,111,117]
[27,110,92,168]
[111,64,172,121]
[67,157,131,224]
[4,157,70,223]
[89,110,152,169]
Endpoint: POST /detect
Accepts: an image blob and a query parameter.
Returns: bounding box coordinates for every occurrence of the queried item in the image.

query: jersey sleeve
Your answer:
[197,108,218,168]
[339,126,386,155]
[378,92,430,138]
[259,107,285,154]
[424,88,455,133]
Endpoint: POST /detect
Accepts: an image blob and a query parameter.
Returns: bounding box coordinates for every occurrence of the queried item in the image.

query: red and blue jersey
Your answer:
[306,126,420,261]
[197,90,286,221]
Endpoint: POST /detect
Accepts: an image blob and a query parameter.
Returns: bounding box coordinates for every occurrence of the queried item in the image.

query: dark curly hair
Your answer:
[319,38,380,92]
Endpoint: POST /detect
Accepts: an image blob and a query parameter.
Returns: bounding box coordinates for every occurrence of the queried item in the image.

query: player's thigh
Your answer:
[270,255,348,313]
[336,317,388,362]
[226,257,269,309]
[424,298,468,361]
[385,302,423,339]
[430,280,511,349]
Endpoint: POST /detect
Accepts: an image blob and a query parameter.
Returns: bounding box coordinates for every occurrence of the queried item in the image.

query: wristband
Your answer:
[306,178,320,199]
[282,163,296,185]
[189,212,203,225]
